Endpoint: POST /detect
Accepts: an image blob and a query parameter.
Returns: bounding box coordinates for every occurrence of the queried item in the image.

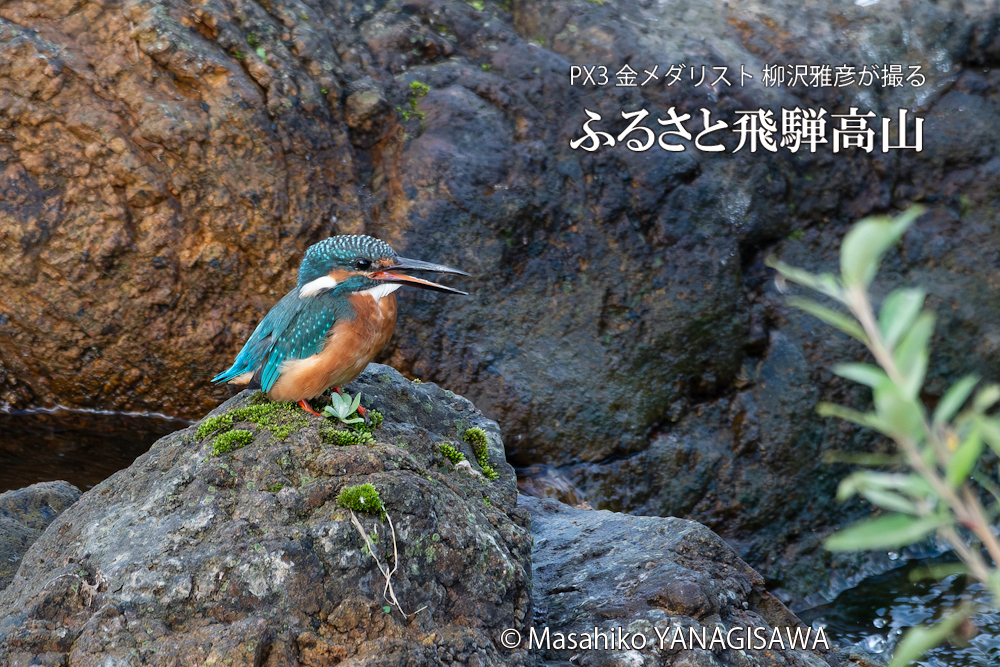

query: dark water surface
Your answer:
[800,556,1000,666]
[0,410,191,494]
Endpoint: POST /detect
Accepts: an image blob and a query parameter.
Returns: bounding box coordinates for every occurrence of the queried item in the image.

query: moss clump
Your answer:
[398,80,430,121]
[463,427,498,480]
[319,408,383,447]
[212,429,253,456]
[439,443,465,464]
[321,425,374,446]
[267,483,284,493]
[337,483,386,520]
[197,396,308,442]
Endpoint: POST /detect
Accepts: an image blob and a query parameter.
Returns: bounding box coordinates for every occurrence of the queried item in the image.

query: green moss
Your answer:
[212,429,253,456]
[464,427,498,480]
[481,63,492,71]
[319,409,383,447]
[197,397,308,443]
[337,483,386,520]
[321,426,373,446]
[439,443,465,464]
[267,483,284,493]
[399,81,430,121]
[246,32,260,47]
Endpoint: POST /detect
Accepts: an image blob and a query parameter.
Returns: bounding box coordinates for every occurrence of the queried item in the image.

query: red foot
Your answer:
[332,386,343,396]
[356,405,368,418]
[298,399,323,417]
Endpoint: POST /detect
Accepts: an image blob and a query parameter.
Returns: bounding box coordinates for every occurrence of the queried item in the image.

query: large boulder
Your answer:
[0,365,533,665]
[525,495,879,667]
[0,481,80,592]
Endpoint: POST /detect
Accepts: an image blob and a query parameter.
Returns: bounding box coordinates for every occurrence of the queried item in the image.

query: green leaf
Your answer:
[978,417,1000,458]
[785,297,868,343]
[973,384,1000,412]
[342,417,365,424]
[824,513,947,552]
[765,258,844,301]
[817,402,889,434]
[889,605,974,667]
[861,488,919,515]
[350,393,362,414]
[933,376,979,426]
[255,46,266,59]
[833,363,888,388]
[946,427,983,487]
[893,311,934,399]
[840,206,924,288]
[836,471,933,502]
[873,379,925,440]
[879,288,926,350]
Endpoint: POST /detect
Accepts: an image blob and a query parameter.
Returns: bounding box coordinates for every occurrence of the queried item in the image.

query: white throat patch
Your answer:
[299,275,339,298]
[360,283,401,302]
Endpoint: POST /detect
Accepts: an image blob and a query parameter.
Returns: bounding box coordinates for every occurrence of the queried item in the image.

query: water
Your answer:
[800,556,1000,666]
[0,410,191,494]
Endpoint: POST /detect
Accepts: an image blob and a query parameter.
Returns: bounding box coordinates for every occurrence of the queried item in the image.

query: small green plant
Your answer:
[323,391,365,424]
[212,429,253,455]
[464,427,498,480]
[439,443,465,464]
[788,229,805,241]
[231,49,245,60]
[320,88,328,94]
[467,0,485,10]
[267,483,284,493]
[337,483,386,520]
[397,80,430,121]
[246,32,260,47]
[769,205,1000,666]
[480,63,492,71]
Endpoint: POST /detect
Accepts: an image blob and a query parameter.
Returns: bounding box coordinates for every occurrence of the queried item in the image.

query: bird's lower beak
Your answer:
[369,256,469,295]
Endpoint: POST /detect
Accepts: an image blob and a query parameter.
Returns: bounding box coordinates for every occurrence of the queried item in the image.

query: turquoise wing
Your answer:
[212,289,352,393]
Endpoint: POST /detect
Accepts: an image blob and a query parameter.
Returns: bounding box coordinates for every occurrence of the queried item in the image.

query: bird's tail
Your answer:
[212,336,272,385]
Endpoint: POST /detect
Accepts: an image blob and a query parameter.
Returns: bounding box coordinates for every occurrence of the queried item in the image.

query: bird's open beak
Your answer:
[368,256,470,295]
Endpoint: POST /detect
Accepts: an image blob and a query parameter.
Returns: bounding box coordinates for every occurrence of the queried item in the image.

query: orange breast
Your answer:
[267,292,398,402]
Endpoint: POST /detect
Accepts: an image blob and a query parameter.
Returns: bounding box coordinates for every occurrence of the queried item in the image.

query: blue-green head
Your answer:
[296,234,469,298]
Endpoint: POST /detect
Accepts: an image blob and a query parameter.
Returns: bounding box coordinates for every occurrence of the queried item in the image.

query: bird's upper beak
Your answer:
[368,256,470,295]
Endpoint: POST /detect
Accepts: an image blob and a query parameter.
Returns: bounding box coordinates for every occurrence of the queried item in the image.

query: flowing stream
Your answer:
[800,556,1000,666]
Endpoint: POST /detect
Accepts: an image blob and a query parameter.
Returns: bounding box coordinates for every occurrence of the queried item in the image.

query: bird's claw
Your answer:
[297,399,324,417]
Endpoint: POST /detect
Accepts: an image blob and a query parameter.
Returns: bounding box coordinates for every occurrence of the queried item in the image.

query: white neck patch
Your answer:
[360,283,401,302]
[299,275,339,298]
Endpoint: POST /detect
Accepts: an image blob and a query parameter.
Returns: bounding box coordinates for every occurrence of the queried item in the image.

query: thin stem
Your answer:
[847,283,1000,583]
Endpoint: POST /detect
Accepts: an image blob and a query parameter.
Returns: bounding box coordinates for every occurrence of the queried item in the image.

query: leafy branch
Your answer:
[768,205,1000,665]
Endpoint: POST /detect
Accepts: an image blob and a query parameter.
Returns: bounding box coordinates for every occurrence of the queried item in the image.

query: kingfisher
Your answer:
[212,235,468,416]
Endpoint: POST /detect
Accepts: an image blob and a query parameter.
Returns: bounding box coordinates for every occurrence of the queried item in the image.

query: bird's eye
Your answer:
[354,259,372,270]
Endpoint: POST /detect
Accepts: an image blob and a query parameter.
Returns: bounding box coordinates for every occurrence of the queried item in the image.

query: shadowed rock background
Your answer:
[2,0,1000,604]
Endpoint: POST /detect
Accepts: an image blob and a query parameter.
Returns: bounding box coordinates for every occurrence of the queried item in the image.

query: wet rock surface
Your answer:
[525,495,878,667]
[0,481,80,592]
[0,365,533,665]
[3,0,1000,605]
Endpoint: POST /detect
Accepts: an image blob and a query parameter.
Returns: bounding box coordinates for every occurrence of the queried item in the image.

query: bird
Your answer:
[212,234,468,416]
